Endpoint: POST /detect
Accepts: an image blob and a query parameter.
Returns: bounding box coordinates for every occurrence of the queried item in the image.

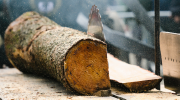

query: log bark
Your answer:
[4,12,111,96]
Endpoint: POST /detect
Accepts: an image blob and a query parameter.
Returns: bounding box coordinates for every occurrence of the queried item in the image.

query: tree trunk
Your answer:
[4,12,111,96]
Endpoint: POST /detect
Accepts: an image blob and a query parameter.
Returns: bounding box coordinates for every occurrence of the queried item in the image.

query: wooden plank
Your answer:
[108,53,162,92]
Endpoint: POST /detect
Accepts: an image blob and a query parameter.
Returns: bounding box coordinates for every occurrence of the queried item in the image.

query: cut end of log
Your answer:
[64,40,111,95]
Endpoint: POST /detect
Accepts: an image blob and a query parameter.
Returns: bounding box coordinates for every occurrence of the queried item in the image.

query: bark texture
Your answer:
[4,12,111,96]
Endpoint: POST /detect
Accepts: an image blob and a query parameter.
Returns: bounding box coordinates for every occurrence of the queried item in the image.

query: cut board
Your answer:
[108,53,162,92]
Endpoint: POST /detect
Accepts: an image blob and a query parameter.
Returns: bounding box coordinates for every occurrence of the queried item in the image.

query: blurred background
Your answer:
[0,0,180,75]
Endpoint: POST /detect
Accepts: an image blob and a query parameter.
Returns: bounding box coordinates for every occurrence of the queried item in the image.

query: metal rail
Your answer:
[116,11,171,18]
[103,25,155,62]
[154,0,161,90]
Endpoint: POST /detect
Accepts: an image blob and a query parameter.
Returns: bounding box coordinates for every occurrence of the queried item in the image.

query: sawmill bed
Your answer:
[0,55,179,100]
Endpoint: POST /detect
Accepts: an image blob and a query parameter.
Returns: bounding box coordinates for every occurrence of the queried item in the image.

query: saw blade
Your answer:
[87,5,105,42]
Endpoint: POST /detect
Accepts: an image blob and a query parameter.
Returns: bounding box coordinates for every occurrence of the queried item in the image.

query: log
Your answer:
[108,54,162,92]
[4,12,111,96]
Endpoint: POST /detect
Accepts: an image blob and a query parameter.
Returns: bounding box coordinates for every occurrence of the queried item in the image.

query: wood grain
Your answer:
[108,54,162,92]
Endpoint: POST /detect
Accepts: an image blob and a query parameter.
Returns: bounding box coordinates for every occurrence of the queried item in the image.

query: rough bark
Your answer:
[4,12,111,96]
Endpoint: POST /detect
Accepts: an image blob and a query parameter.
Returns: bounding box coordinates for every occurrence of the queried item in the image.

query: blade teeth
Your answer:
[89,5,101,21]
[92,5,97,13]
[89,5,96,19]
[87,5,104,41]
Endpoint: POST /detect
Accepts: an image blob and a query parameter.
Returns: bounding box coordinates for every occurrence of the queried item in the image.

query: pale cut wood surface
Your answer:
[108,54,162,92]
[108,54,161,83]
